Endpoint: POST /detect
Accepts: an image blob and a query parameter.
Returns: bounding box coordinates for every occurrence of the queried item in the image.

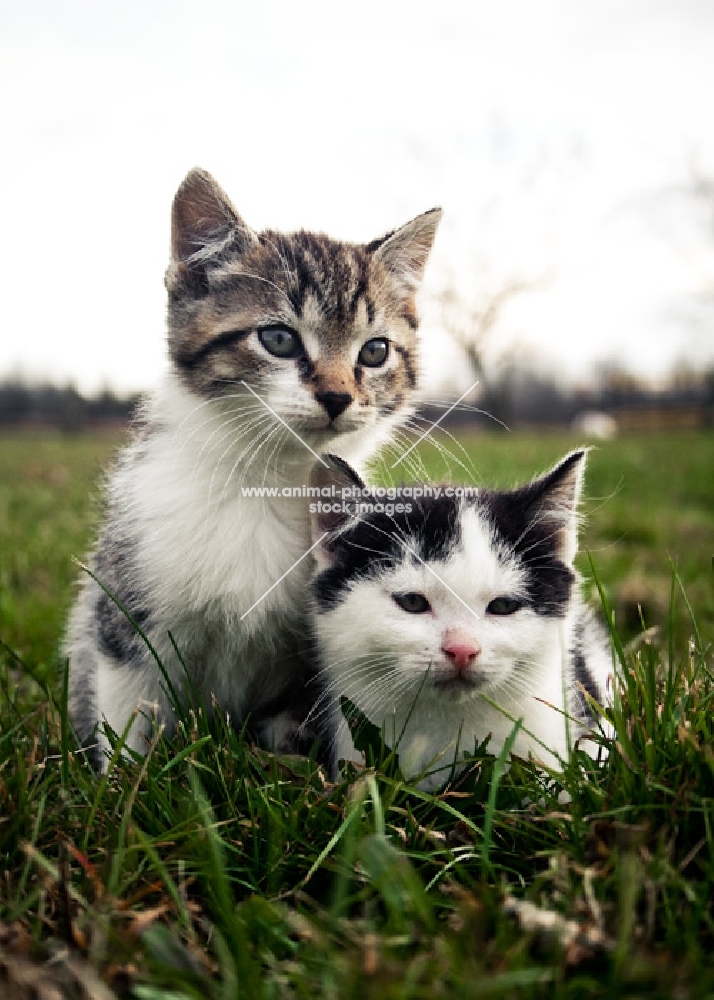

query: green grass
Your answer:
[0,427,713,998]
[0,429,122,674]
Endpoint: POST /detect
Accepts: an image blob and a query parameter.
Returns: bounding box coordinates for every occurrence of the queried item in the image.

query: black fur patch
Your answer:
[97,589,149,663]
[314,496,461,610]
[479,488,574,617]
[93,533,150,664]
[571,611,601,719]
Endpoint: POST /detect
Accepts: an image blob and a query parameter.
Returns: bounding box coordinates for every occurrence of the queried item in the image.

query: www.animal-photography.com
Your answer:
[1,3,713,997]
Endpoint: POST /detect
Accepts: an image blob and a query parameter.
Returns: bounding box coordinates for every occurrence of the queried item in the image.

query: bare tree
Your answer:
[436,274,539,388]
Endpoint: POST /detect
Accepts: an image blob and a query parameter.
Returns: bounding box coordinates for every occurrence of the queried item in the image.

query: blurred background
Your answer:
[1,0,713,428]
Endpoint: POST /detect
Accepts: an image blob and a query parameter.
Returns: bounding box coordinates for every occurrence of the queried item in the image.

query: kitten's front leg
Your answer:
[256,709,315,756]
[94,649,166,758]
[325,714,364,781]
[250,650,332,763]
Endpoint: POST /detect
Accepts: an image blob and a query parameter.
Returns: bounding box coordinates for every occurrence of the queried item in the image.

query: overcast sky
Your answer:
[1,0,713,394]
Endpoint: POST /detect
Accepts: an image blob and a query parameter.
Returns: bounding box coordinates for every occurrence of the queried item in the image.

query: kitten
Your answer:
[309,451,612,792]
[66,167,441,766]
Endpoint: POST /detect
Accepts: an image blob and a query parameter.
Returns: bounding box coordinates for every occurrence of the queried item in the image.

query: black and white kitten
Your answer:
[309,451,612,791]
[66,168,441,766]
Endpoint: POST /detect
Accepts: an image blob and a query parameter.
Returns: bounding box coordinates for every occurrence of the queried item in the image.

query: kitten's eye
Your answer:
[358,337,389,367]
[393,592,431,614]
[258,326,302,358]
[486,596,523,616]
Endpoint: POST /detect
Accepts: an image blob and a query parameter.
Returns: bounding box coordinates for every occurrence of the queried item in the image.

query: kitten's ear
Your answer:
[169,168,258,295]
[310,455,365,568]
[368,207,442,291]
[528,450,587,564]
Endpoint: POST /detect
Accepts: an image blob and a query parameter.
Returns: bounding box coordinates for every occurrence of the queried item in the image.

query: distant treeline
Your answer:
[0,381,140,430]
[0,366,713,432]
[427,364,714,432]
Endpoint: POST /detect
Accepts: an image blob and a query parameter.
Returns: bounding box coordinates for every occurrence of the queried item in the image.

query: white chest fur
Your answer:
[108,376,345,713]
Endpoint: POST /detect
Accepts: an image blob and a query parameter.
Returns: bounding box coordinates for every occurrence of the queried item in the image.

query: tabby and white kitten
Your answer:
[66,168,441,766]
[309,451,612,791]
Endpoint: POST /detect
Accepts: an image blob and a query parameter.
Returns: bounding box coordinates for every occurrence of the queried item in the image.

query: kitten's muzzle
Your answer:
[315,391,353,422]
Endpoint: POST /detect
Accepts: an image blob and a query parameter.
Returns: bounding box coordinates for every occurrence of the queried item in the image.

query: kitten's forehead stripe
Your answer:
[347,272,369,324]
[267,231,371,325]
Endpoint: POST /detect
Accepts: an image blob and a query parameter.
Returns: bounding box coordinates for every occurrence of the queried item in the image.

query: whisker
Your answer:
[205,414,274,493]
[209,418,276,506]
[193,408,271,477]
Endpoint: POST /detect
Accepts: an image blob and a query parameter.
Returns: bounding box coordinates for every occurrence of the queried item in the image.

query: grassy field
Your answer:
[0,426,713,998]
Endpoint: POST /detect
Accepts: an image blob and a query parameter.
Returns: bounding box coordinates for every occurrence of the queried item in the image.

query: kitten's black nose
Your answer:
[316,391,353,422]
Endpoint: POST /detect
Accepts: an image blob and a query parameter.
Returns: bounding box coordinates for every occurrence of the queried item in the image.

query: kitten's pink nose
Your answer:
[441,634,481,674]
